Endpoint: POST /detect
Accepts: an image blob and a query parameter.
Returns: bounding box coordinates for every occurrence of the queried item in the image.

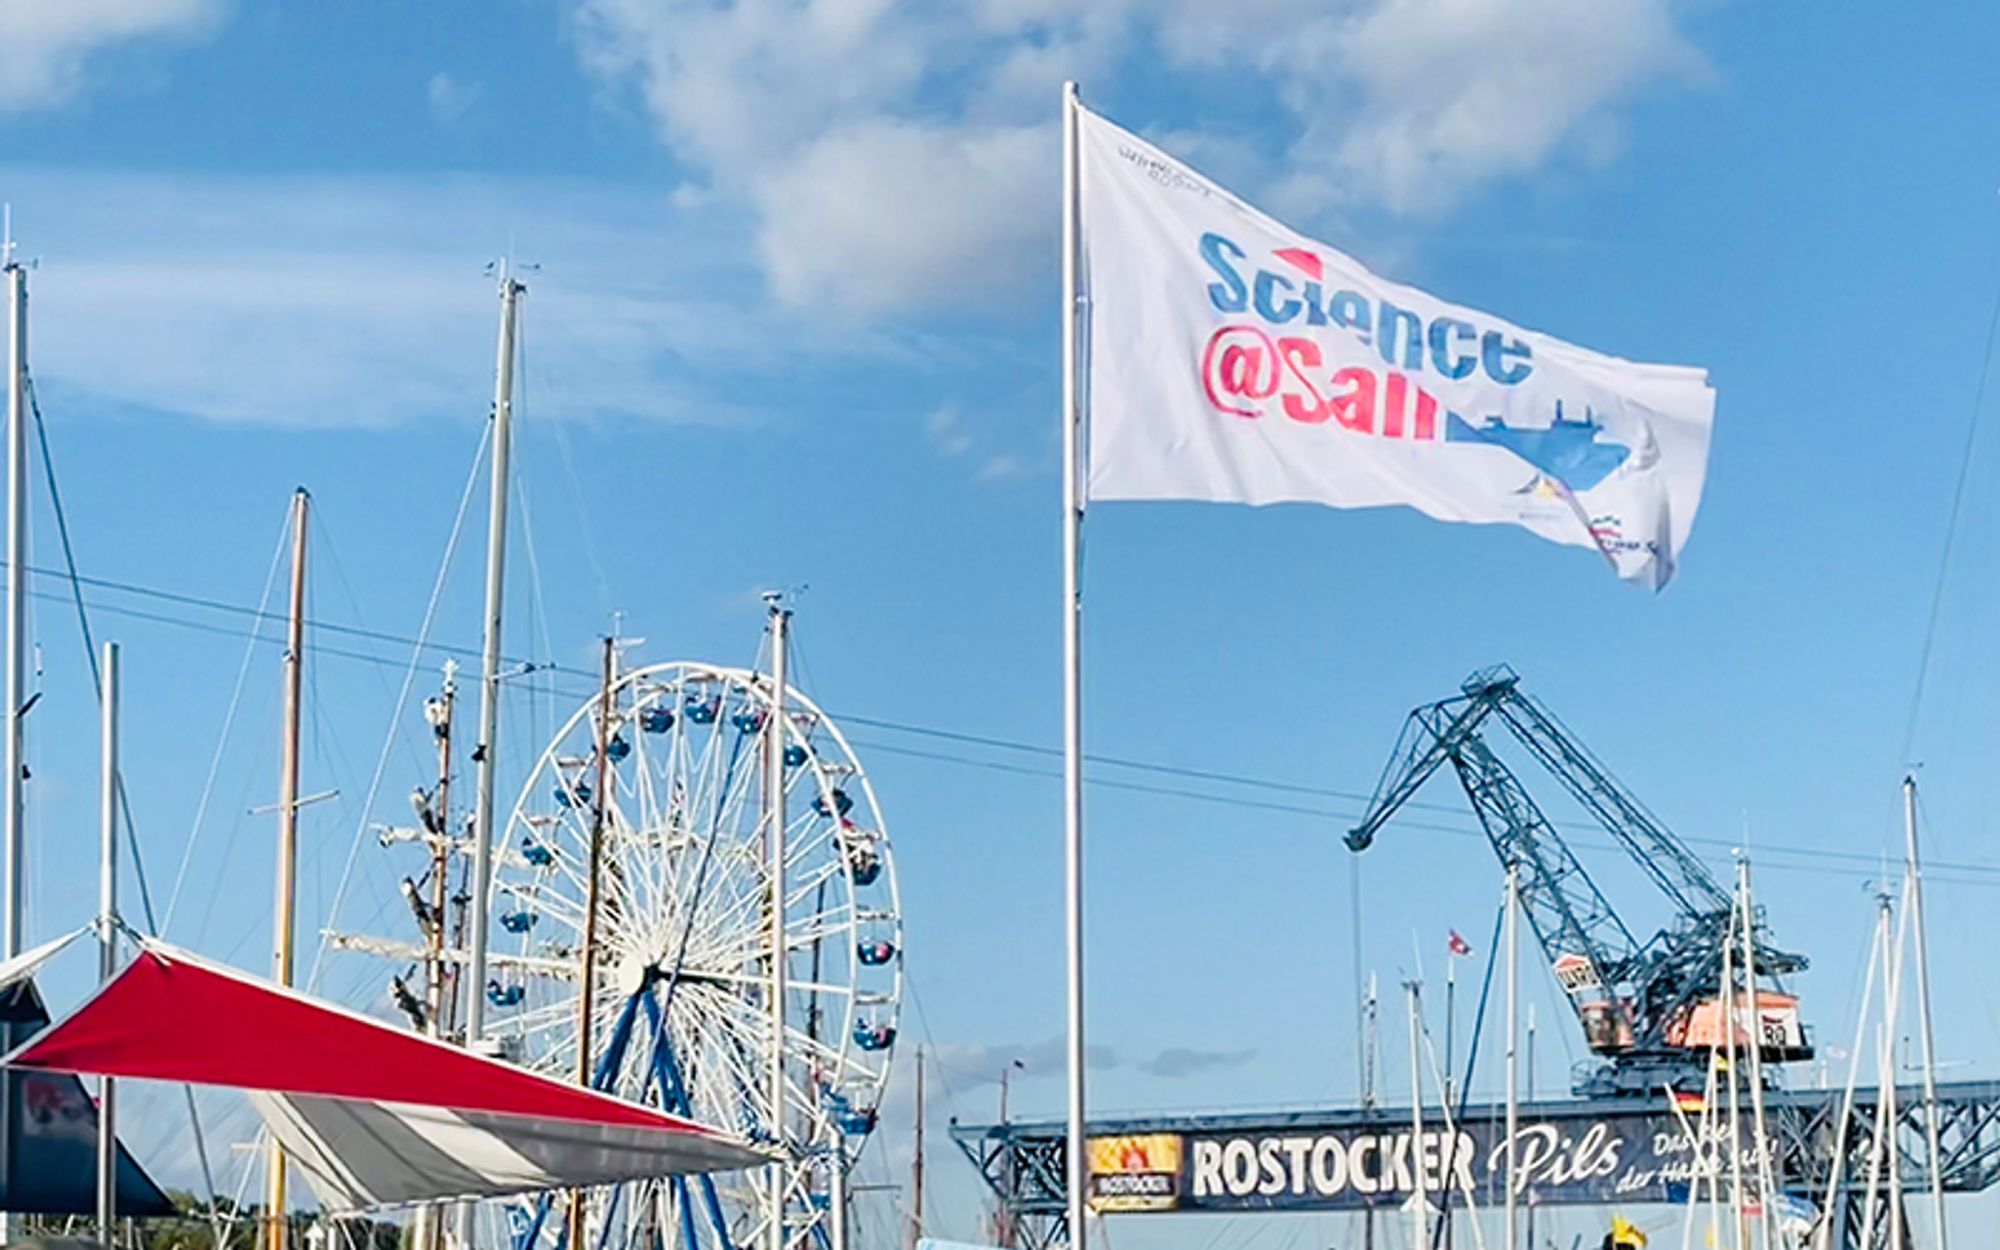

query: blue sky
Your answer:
[5,1,2000,1244]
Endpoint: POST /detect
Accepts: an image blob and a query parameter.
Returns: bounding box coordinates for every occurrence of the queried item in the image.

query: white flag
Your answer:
[1078,103,1715,590]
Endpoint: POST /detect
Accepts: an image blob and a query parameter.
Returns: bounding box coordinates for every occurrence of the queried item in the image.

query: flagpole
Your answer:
[1059,78,1089,1250]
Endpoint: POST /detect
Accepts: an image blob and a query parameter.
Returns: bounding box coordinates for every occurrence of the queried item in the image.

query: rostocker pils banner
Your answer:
[1087,1112,1777,1213]
[1078,103,1717,590]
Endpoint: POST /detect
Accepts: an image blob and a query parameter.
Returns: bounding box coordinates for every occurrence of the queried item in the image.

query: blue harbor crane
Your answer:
[1344,664,1810,1096]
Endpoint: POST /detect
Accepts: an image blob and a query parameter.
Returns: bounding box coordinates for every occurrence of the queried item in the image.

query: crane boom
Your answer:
[1449,732,1638,987]
[1345,664,1810,1095]
[1491,691,1727,915]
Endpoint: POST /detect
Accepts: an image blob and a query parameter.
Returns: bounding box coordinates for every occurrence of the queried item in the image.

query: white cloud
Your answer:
[975,454,1024,481]
[0,0,219,110]
[757,119,1051,316]
[572,0,1704,319]
[925,407,972,458]
[427,71,481,126]
[923,403,1032,483]
[3,167,879,427]
[1319,0,1703,214]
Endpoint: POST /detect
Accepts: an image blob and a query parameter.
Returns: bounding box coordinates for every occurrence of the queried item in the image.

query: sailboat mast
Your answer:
[1362,972,1377,1250]
[425,663,457,1037]
[1721,886,1743,1250]
[412,664,458,1250]
[567,636,617,1250]
[466,270,523,1048]
[829,1136,848,1250]
[2,224,24,966]
[766,597,791,1250]
[1903,776,1949,1248]
[0,215,24,1248]
[266,487,308,1250]
[1524,1001,1535,1250]
[96,641,120,1250]
[1739,857,1779,1248]
[913,1049,926,1244]
[1405,981,1428,1250]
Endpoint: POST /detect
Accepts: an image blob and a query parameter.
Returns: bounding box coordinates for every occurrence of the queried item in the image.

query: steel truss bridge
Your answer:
[953,1081,2000,1250]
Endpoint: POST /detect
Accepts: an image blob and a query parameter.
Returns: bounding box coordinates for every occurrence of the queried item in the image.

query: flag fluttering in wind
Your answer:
[1077,104,1716,589]
[1447,929,1473,957]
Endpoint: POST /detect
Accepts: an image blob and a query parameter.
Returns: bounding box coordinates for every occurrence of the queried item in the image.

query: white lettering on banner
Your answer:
[1188,1131,1478,1201]
[1384,1133,1413,1194]
[1222,1139,1256,1195]
[1280,1137,1314,1194]
[1173,1118,1764,1211]
[1350,1136,1377,1194]
[1489,1123,1624,1194]
[1418,1131,1442,1190]
[1258,1139,1286,1196]
[1311,1136,1346,1193]
[1191,1140,1223,1198]
[1076,102,1717,591]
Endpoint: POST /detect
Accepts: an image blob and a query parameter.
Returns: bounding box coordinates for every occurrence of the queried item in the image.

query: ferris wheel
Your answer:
[480,646,903,1250]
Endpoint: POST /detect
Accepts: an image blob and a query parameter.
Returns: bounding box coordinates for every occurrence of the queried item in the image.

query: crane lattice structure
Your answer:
[1345,664,1808,1096]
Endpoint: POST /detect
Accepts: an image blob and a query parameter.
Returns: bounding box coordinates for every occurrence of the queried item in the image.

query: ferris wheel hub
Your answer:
[613,950,652,997]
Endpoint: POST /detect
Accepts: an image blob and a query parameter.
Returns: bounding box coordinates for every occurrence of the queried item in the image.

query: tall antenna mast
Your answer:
[465,266,524,1049]
[267,487,309,1250]
[0,206,24,1248]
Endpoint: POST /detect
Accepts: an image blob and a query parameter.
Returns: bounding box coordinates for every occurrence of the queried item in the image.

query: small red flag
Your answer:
[1447,930,1472,957]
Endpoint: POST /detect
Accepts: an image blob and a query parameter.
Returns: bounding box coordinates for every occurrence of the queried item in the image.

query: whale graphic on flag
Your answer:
[1445,402,1632,492]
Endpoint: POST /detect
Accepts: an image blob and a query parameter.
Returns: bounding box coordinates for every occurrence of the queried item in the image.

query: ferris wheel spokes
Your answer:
[475,657,900,1250]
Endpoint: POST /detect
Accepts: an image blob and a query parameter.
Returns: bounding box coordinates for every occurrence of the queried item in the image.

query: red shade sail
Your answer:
[5,942,764,1210]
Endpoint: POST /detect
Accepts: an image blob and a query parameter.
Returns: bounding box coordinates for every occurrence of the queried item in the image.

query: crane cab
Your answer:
[1669,990,1812,1062]
[1580,1001,1637,1053]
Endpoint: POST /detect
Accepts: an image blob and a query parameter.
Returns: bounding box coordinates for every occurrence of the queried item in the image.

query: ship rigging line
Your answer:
[1899,240,2000,765]
[307,417,493,993]
[162,510,289,935]
[25,371,224,1235]
[7,556,2000,885]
